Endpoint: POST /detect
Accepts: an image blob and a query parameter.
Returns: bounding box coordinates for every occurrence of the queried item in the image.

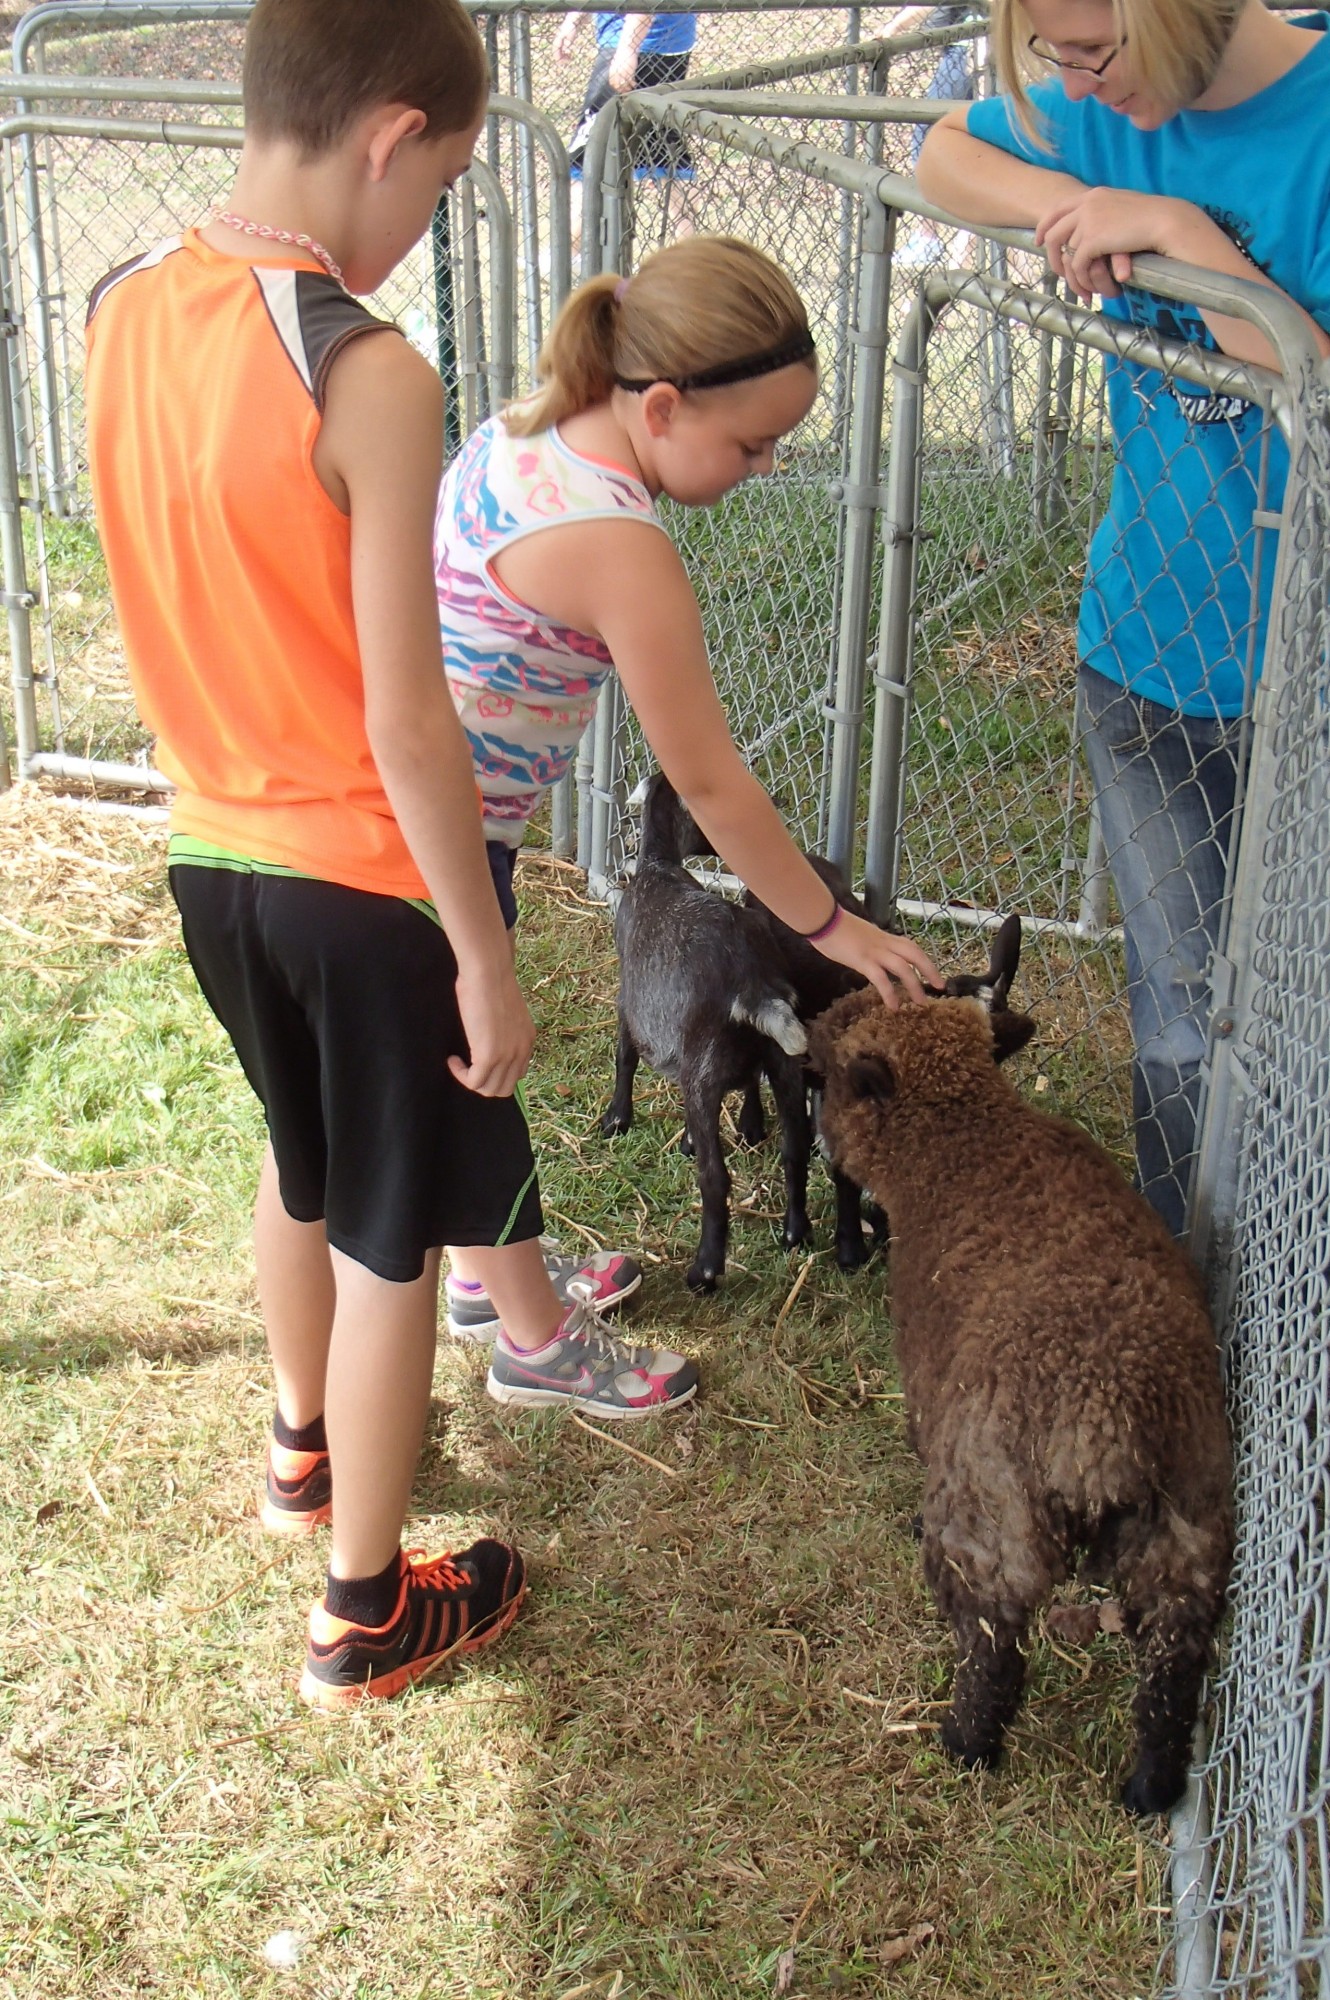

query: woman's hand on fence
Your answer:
[1035,188,1201,304]
[816,911,941,1010]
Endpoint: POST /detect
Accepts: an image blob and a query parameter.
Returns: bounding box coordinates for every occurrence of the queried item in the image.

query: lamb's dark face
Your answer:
[809,974,1036,1192]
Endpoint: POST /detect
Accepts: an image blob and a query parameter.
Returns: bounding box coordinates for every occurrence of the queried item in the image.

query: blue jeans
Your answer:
[1076,664,1245,1238]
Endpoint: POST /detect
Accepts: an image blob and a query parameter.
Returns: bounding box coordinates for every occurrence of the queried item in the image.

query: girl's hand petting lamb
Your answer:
[809,906,940,1010]
[1035,188,1225,303]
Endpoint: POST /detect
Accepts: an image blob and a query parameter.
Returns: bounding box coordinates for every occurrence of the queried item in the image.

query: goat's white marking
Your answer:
[730,997,807,1056]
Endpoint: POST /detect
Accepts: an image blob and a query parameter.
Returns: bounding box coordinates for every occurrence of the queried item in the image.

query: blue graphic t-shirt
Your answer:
[967,18,1330,717]
[594,10,697,56]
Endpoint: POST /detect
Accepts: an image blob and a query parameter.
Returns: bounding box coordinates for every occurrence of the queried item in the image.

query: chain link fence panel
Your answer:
[0,91,545,792]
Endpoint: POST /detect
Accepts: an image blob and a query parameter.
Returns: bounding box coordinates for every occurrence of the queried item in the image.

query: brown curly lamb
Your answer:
[809,951,1234,1816]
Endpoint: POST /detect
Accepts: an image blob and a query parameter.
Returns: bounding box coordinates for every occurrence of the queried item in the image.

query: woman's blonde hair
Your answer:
[990,0,1245,139]
[504,234,812,437]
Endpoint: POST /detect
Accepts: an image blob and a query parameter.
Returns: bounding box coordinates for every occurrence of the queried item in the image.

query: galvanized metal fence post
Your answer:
[862,278,928,920]
[824,191,894,877]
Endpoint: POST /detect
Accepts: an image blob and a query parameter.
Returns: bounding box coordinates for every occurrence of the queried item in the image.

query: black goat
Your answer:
[601,774,813,1291]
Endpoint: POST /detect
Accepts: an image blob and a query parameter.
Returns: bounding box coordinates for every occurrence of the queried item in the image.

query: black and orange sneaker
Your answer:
[260,1439,333,1537]
[299,1541,527,1709]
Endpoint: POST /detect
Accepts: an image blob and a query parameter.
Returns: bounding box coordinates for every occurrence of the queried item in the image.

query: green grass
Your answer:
[0,789,1167,1999]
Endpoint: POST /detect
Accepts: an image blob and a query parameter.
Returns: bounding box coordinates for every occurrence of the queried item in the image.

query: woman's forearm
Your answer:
[916,118,1084,227]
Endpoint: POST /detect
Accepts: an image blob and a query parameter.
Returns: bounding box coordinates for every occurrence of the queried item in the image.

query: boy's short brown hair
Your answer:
[244,0,489,156]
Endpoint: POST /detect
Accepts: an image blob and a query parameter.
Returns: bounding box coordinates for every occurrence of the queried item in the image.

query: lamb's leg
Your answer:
[764,1049,812,1250]
[681,1067,729,1292]
[736,1078,767,1147]
[921,1468,1058,1771]
[600,1011,640,1137]
[1117,1511,1231,1817]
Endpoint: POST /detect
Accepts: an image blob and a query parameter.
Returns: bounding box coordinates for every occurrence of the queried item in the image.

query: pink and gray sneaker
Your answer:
[445,1236,642,1342]
[486,1302,698,1420]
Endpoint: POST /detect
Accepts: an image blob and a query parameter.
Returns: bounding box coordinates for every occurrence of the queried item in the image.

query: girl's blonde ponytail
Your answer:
[505,273,621,437]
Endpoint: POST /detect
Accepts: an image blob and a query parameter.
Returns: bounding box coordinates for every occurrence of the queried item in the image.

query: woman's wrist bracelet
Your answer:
[798,897,843,945]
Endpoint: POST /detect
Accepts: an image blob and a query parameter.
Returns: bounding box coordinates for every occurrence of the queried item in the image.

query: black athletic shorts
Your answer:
[486,840,519,931]
[568,46,694,176]
[169,862,543,1282]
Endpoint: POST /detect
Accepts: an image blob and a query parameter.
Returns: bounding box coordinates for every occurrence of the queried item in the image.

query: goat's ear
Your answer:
[985,914,1023,1004]
[990,1008,1036,1064]
[847,1052,896,1101]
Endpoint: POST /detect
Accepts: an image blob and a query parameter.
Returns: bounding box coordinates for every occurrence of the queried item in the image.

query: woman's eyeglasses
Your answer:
[1026,30,1128,75]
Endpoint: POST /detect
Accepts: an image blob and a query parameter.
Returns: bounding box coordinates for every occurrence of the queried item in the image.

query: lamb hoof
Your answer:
[601,1107,631,1138]
[736,1107,766,1147]
[782,1212,813,1251]
[867,1204,889,1244]
[908,1512,924,1542]
[836,1230,869,1272]
[686,1261,720,1294]
[679,1130,695,1158]
[1120,1761,1187,1819]
[941,1712,1004,1772]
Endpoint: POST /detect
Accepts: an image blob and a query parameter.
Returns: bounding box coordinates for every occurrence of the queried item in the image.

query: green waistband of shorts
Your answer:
[167,835,439,926]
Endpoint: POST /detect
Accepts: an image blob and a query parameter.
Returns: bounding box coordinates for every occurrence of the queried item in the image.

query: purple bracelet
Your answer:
[798,898,843,944]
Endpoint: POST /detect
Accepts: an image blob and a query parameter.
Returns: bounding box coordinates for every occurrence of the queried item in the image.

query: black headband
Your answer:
[614,329,816,394]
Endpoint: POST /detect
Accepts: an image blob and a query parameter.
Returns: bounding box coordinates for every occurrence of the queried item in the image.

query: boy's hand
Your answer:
[608,46,639,90]
[553,13,582,61]
[451,959,537,1097]
[815,910,941,1009]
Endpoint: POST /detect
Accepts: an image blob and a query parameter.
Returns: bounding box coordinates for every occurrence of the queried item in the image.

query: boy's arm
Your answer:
[608,14,654,90]
[318,334,535,1098]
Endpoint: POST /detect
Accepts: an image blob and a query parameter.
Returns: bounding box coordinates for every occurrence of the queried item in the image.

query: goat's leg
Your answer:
[736,1077,767,1147]
[1116,1510,1231,1817]
[832,1165,869,1270]
[763,1050,812,1250]
[681,1068,730,1292]
[600,1010,640,1137]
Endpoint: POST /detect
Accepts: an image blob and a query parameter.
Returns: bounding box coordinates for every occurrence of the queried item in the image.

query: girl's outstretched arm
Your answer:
[589,524,942,1006]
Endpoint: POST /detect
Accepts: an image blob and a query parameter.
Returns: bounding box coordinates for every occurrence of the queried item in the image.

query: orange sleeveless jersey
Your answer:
[85,229,432,900]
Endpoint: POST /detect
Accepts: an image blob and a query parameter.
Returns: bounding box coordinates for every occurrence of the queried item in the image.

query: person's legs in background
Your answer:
[1076,663,1243,1238]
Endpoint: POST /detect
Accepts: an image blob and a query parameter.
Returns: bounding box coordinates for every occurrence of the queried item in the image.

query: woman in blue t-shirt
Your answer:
[918,0,1330,1235]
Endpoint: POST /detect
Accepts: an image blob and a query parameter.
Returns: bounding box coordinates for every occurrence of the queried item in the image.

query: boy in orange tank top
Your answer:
[85,0,695,1710]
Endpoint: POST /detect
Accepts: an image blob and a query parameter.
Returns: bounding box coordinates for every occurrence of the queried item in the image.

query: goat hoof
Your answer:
[836,1231,869,1272]
[736,1111,766,1147]
[601,1108,631,1138]
[908,1512,924,1542]
[685,1262,719,1294]
[941,1712,1004,1771]
[678,1131,695,1158]
[782,1214,813,1251]
[1120,1761,1186,1819]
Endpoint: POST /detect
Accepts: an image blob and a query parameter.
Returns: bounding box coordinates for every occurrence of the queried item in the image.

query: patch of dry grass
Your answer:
[2,789,1170,1997]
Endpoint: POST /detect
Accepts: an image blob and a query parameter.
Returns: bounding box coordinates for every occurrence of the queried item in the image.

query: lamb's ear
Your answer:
[985,914,1022,1004]
[990,1008,1036,1064]
[847,1052,896,1101]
